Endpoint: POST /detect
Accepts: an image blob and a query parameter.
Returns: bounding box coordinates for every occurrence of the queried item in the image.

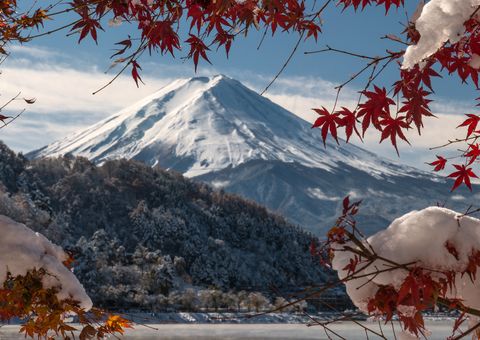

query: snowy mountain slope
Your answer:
[197,159,472,236]
[29,75,475,234]
[31,75,418,178]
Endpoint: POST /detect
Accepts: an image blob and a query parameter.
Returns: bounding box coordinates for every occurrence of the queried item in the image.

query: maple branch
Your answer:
[260,30,305,95]
[26,19,81,40]
[0,109,24,130]
[429,135,480,150]
[450,320,480,340]
[257,27,269,50]
[0,92,21,111]
[305,45,379,60]
[261,0,334,95]
[313,300,388,339]
[92,7,165,94]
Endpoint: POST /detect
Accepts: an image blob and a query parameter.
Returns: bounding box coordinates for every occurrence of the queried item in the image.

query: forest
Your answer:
[0,141,330,310]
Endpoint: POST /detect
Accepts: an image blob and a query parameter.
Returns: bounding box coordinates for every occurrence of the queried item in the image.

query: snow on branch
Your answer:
[402,0,480,69]
[331,206,480,339]
[0,215,92,310]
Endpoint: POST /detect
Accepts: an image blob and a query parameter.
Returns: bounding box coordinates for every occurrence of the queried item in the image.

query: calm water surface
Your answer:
[0,322,455,339]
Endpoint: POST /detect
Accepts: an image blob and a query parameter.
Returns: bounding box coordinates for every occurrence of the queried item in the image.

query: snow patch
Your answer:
[211,180,230,188]
[332,207,480,323]
[451,194,465,201]
[402,0,480,69]
[0,215,92,310]
[306,188,339,201]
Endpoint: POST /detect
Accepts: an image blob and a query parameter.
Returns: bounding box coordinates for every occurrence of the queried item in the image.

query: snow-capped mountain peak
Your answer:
[31,74,414,178]
[30,75,469,236]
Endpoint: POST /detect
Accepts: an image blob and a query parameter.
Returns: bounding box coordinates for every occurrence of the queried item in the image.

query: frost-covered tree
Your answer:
[199,289,225,312]
[274,297,294,313]
[168,289,199,311]
[0,215,131,338]
[246,292,271,313]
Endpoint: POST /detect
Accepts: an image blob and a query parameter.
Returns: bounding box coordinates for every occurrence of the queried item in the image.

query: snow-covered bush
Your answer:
[0,214,91,309]
[0,215,132,338]
[403,0,480,69]
[330,205,480,339]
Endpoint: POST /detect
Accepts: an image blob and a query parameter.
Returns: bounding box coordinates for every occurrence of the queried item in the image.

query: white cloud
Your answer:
[0,58,180,152]
[8,44,63,59]
[0,63,173,115]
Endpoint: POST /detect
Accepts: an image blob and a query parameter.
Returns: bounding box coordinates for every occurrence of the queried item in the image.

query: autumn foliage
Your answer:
[309,197,480,339]
[0,267,132,339]
[310,2,480,192]
[0,0,323,86]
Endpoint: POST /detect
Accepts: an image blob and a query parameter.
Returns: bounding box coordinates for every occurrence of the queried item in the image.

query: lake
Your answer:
[0,321,456,339]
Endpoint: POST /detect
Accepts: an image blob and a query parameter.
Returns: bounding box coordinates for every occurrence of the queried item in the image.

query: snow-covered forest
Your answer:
[0,142,329,311]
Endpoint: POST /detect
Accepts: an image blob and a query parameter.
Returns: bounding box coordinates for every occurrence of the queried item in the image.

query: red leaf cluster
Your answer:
[312,85,416,153]
[463,250,480,282]
[448,164,478,191]
[338,0,404,13]
[0,268,132,339]
[0,0,322,80]
[367,268,455,337]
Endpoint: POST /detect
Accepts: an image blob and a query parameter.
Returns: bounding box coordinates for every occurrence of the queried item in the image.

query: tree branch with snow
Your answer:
[312,197,480,339]
[0,215,132,339]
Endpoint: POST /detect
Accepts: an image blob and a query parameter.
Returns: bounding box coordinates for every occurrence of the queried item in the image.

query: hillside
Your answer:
[0,142,327,309]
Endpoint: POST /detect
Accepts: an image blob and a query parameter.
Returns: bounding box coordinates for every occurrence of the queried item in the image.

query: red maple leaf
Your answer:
[187,5,204,33]
[446,56,479,88]
[342,255,361,276]
[186,34,211,71]
[0,114,12,122]
[458,114,480,138]
[399,87,434,134]
[448,164,478,191]
[379,116,410,155]
[428,156,447,171]
[71,17,103,43]
[376,0,404,13]
[465,143,480,165]
[312,107,343,146]
[337,107,361,142]
[357,86,395,135]
[131,60,144,87]
[213,31,234,57]
[337,0,403,12]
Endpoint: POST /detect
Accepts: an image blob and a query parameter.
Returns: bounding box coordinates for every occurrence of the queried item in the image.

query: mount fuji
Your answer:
[29,75,474,235]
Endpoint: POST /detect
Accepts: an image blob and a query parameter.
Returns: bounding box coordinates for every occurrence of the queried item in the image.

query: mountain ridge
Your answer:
[29,74,424,179]
[29,75,474,234]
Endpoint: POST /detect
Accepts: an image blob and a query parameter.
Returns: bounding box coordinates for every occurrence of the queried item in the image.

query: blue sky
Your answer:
[0,1,477,169]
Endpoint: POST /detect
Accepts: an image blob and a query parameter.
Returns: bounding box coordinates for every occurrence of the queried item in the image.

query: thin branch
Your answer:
[261,0,333,94]
[451,320,480,340]
[0,109,25,130]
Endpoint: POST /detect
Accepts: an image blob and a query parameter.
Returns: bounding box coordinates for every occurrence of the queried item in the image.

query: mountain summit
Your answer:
[32,75,410,178]
[30,75,471,234]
